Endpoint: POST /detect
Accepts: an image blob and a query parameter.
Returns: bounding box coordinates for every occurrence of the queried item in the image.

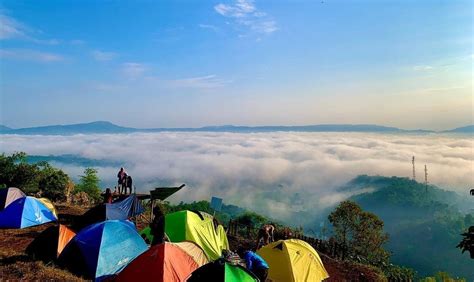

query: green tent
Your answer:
[141,210,229,260]
[187,259,259,282]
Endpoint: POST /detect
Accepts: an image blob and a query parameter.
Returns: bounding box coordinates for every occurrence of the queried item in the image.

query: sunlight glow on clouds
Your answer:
[1,132,472,220]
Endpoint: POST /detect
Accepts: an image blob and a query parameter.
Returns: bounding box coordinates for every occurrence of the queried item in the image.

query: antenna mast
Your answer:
[412,156,416,180]
[424,165,428,193]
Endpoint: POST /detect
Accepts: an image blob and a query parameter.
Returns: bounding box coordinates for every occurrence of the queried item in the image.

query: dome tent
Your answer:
[26,224,76,260]
[257,239,329,282]
[58,220,147,281]
[165,210,229,260]
[0,187,26,210]
[187,258,259,282]
[0,196,57,229]
[115,242,206,282]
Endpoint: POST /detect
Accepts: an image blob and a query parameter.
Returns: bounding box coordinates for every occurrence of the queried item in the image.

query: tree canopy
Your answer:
[0,152,71,201]
[75,168,101,203]
[328,200,389,266]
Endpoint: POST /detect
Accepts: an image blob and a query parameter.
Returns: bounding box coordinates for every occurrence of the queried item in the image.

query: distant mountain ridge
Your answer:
[444,125,474,133]
[0,121,471,135]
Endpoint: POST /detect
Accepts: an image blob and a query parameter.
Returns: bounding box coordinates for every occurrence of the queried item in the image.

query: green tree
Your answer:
[37,162,70,201]
[235,211,268,228]
[457,226,474,259]
[0,152,40,193]
[75,168,101,203]
[328,200,389,266]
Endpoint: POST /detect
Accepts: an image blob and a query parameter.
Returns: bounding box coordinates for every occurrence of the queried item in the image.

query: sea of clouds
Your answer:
[0,132,472,222]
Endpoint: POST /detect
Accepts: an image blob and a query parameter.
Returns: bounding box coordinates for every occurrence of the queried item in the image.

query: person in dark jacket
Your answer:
[237,247,269,282]
[117,167,127,194]
[150,206,165,245]
[125,175,133,195]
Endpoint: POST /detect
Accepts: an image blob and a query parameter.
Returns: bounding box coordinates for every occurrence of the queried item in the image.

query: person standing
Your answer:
[117,167,127,194]
[150,206,165,245]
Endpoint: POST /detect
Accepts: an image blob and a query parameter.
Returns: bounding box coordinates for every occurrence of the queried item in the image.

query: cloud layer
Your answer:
[1,132,472,221]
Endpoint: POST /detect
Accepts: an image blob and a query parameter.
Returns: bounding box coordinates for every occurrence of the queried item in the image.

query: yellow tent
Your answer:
[37,198,58,218]
[257,239,329,282]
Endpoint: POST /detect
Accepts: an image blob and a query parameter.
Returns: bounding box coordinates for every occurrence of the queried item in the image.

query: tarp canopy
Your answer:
[26,224,76,260]
[0,187,26,211]
[165,210,229,261]
[187,258,259,282]
[106,194,144,220]
[257,239,329,282]
[115,242,202,282]
[59,220,147,281]
[76,195,144,229]
[0,196,57,229]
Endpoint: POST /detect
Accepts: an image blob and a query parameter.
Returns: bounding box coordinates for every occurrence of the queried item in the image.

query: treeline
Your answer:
[0,152,102,204]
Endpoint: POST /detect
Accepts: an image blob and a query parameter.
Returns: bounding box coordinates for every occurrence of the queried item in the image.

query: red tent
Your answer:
[115,242,201,282]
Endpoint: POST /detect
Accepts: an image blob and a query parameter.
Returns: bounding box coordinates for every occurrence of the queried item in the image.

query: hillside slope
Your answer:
[346,176,473,279]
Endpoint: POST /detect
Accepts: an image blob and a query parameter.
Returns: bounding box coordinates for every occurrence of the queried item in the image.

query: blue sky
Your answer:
[0,0,472,130]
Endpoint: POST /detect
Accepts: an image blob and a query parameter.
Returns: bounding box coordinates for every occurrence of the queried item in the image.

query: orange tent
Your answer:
[57,225,76,257]
[115,242,200,282]
[26,224,76,261]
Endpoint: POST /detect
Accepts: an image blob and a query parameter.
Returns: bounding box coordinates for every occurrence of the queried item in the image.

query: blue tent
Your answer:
[0,196,57,229]
[59,220,147,281]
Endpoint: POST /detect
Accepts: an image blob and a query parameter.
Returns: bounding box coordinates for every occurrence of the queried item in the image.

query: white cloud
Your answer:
[167,75,231,89]
[1,132,472,223]
[121,62,147,79]
[92,50,117,61]
[413,65,434,71]
[0,12,59,44]
[214,0,277,35]
[0,49,64,62]
[0,13,28,40]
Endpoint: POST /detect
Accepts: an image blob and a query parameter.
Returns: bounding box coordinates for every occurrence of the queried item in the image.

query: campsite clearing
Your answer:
[0,203,384,281]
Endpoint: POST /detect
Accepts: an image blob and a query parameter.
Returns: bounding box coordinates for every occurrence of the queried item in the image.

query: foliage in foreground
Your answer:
[0,152,70,201]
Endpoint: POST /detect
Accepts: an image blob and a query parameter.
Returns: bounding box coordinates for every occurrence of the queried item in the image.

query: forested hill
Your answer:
[345,175,471,212]
[344,175,473,279]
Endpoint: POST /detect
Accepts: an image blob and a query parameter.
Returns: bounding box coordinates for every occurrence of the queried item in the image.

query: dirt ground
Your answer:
[0,204,86,281]
[1,204,385,281]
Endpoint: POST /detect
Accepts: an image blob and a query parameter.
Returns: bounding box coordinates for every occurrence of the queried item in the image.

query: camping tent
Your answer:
[58,220,147,281]
[0,187,25,210]
[256,239,329,282]
[174,241,209,266]
[187,258,259,282]
[37,198,58,218]
[76,195,144,229]
[26,224,76,260]
[165,210,229,260]
[0,196,57,229]
[115,242,206,282]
